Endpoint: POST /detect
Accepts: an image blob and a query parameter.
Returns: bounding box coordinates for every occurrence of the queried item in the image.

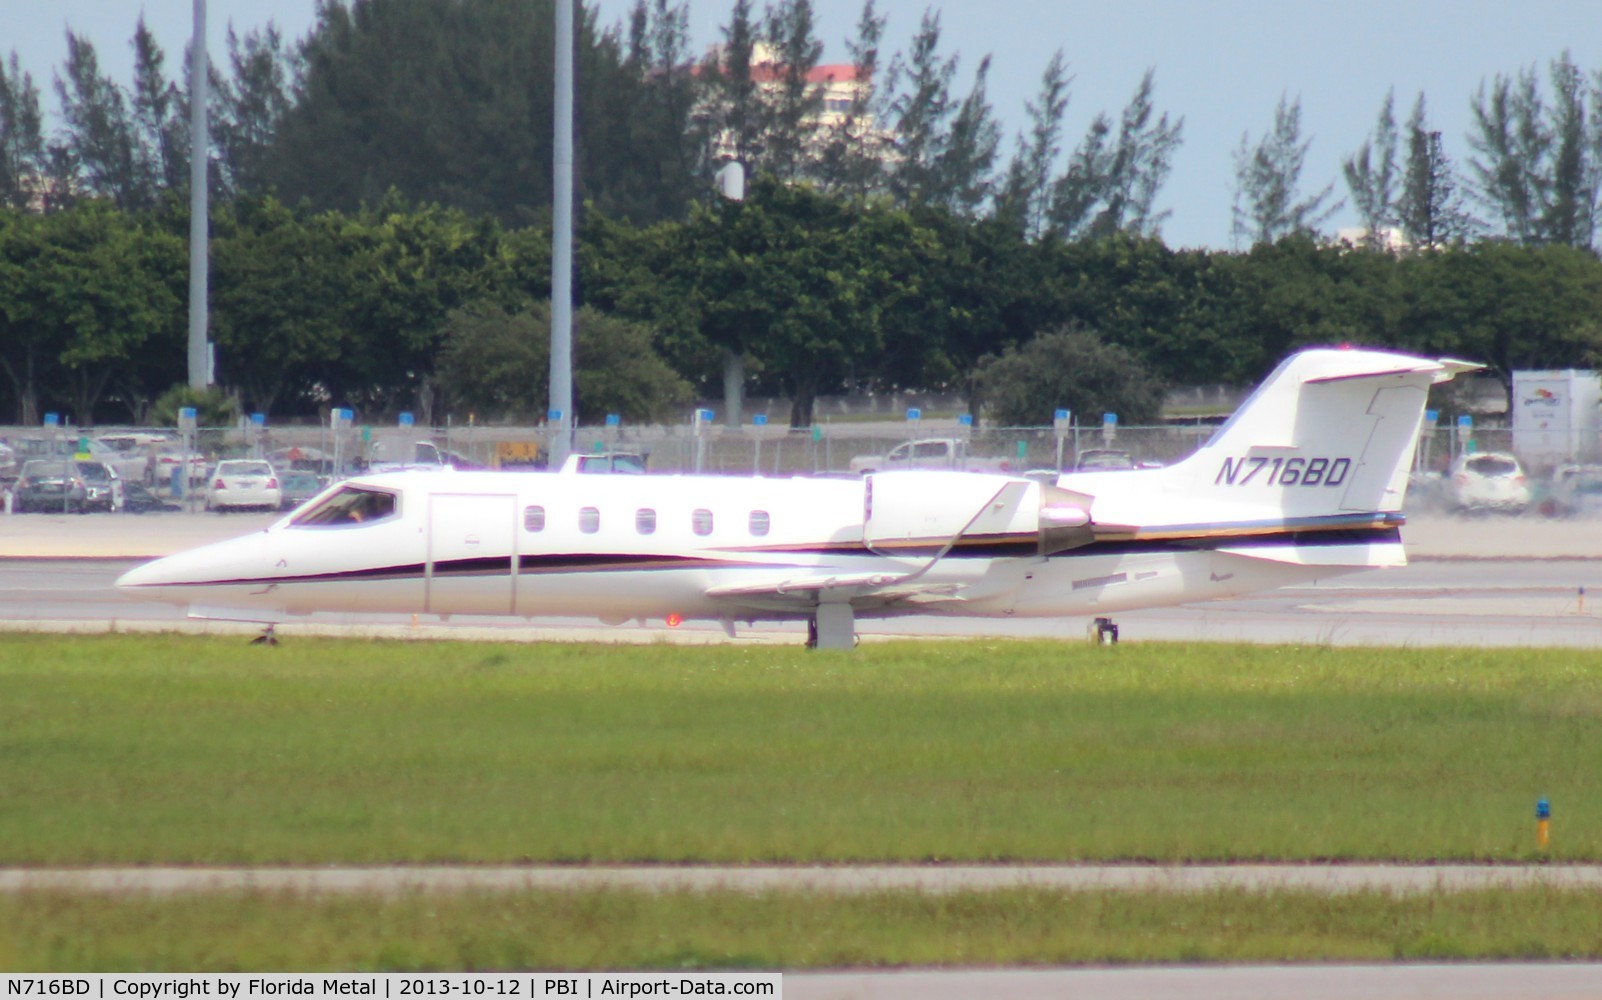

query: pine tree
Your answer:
[130,19,188,202]
[710,0,766,170]
[884,9,954,205]
[932,54,1000,217]
[54,32,139,208]
[1396,94,1474,248]
[1047,68,1182,240]
[759,0,824,181]
[1230,93,1341,246]
[214,24,293,198]
[1341,89,1399,246]
[996,49,1070,238]
[0,52,48,210]
[1467,53,1601,248]
[815,0,888,199]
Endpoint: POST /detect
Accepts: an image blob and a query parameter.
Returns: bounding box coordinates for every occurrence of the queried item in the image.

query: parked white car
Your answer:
[1546,464,1602,517]
[206,460,282,512]
[1447,452,1531,513]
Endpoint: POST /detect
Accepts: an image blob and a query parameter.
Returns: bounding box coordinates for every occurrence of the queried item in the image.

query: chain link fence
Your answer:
[1,419,1227,481]
[0,418,1564,509]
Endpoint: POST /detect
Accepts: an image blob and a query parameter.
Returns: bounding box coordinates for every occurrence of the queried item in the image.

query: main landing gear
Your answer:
[250,624,279,646]
[807,603,858,650]
[1089,617,1119,645]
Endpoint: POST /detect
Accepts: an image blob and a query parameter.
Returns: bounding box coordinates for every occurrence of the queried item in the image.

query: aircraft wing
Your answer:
[703,572,961,606]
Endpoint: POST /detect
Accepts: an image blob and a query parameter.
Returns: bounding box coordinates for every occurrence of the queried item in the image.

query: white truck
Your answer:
[848,438,1016,475]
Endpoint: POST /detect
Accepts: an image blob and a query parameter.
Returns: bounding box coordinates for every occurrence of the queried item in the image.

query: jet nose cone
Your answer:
[115,560,162,591]
[114,531,274,601]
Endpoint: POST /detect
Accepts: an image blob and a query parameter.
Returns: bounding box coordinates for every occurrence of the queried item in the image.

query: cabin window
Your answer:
[748,510,771,536]
[579,507,601,533]
[290,485,397,527]
[636,508,657,534]
[523,505,546,532]
[691,508,714,536]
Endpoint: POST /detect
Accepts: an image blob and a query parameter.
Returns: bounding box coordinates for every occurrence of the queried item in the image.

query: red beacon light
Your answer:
[665,613,683,628]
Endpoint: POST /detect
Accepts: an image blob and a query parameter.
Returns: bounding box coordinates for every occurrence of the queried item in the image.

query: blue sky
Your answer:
[7,0,1602,247]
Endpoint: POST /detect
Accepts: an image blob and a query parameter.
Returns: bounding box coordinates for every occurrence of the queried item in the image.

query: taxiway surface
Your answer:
[3,510,1602,646]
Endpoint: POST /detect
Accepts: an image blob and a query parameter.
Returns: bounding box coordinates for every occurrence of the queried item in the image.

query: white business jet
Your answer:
[117,347,1476,648]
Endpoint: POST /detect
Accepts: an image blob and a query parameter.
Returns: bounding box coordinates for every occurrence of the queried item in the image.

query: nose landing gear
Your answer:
[1089,617,1119,645]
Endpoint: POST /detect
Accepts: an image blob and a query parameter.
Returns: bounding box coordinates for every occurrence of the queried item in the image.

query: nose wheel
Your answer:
[1089,617,1119,645]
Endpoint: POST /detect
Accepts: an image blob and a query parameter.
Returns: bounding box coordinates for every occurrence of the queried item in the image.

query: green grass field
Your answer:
[1,633,1597,863]
[6,887,1602,970]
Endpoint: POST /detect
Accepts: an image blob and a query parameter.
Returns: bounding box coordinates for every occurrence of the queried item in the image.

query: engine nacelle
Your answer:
[862,471,1095,556]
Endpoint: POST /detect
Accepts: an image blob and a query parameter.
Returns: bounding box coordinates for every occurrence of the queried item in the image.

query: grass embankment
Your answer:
[5,888,1602,970]
[1,634,1598,863]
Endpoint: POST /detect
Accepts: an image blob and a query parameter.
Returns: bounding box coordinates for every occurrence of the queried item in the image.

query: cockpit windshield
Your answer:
[290,485,398,526]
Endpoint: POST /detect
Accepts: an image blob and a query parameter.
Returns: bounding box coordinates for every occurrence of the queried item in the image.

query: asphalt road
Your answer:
[5,554,1602,648]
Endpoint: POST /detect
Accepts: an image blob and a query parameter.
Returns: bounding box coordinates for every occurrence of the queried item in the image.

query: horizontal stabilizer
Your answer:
[1215,542,1407,568]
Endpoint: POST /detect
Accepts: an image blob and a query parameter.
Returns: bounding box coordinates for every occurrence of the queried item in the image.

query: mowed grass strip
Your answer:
[1,634,1600,862]
[3,888,1602,970]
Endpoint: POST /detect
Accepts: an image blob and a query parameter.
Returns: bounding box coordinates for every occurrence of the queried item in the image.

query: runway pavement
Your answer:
[7,863,1602,895]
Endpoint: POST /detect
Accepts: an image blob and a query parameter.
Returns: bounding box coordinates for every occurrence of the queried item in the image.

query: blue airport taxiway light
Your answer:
[398,411,415,428]
[958,414,973,426]
[906,407,921,421]
[1537,798,1551,820]
[605,413,621,427]
[753,414,768,426]
[1537,798,1552,849]
[44,412,59,427]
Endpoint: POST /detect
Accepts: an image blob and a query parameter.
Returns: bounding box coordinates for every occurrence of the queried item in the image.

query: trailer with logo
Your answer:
[1511,369,1602,467]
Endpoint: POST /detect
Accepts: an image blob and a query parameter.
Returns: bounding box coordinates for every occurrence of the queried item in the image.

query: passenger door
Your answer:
[426,493,518,615]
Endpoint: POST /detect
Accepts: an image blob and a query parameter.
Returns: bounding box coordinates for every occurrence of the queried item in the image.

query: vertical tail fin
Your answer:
[1079,349,1480,533]
[1163,348,1479,518]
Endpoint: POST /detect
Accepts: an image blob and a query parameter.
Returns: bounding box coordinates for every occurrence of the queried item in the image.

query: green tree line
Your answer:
[6,184,1602,427]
